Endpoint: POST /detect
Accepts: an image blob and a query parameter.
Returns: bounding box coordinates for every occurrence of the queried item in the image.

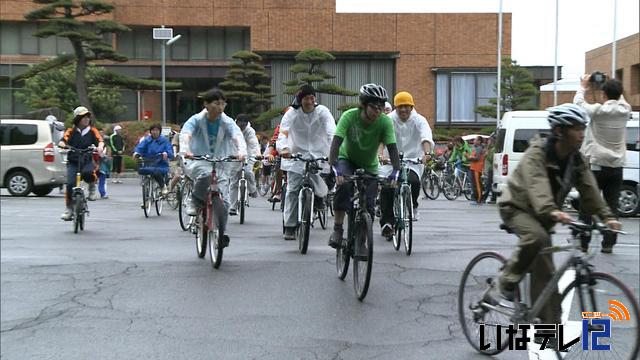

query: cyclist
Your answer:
[276,84,336,240]
[328,83,400,249]
[264,122,285,203]
[378,91,433,232]
[179,88,246,229]
[489,103,621,346]
[229,114,261,216]
[58,106,104,220]
[447,136,472,193]
[133,123,174,196]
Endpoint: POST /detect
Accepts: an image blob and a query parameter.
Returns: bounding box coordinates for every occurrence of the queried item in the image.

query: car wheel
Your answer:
[32,186,54,197]
[6,171,33,197]
[618,184,639,217]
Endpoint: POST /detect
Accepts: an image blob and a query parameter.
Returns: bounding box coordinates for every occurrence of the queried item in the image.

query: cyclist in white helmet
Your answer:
[488,103,621,349]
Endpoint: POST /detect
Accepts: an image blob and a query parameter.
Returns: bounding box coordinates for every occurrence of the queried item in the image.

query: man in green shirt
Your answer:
[328,83,400,248]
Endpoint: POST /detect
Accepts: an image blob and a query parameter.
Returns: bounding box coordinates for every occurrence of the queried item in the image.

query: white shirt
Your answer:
[380,109,434,177]
[276,105,336,175]
[241,122,261,165]
[574,89,631,167]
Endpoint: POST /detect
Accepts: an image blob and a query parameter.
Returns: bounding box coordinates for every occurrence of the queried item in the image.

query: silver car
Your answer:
[1,119,66,196]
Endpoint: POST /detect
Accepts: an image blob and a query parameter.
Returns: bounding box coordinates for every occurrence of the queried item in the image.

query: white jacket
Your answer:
[574,89,631,167]
[276,105,336,175]
[380,109,434,177]
[242,122,261,162]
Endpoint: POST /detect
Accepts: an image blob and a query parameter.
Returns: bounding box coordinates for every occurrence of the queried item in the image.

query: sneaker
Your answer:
[601,246,613,254]
[88,183,97,201]
[186,202,200,216]
[483,284,516,309]
[229,208,238,216]
[270,194,281,203]
[161,185,169,196]
[249,191,258,198]
[140,202,145,209]
[381,223,394,238]
[284,227,296,240]
[221,235,230,248]
[60,208,73,221]
[328,226,343,249]
[412,207,420,221]
[100,195,109,199]
[111,180,118,184]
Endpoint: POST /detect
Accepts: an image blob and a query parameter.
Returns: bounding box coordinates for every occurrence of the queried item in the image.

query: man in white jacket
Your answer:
[379,91,434,235]
[229,114,261,215]
[276,85,336,240]
[574,75,631,253]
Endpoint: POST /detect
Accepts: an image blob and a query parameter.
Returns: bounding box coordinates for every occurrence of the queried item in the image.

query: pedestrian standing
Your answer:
[98,131,111,199]
[109,125,125,183]
[469,136,485,204]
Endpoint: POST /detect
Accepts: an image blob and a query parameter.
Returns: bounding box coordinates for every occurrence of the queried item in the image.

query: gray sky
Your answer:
[336,0,639,81]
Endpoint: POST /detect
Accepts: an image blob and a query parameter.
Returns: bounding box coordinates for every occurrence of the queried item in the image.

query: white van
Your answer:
[492,111,639,217]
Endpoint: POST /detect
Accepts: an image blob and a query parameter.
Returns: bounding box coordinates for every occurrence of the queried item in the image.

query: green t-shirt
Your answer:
[335,108,396,174]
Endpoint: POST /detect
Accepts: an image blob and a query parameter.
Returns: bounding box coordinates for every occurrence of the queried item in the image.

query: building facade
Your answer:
[1,0,511,127]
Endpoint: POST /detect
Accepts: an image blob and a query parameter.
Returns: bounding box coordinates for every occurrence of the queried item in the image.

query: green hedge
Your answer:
[123,155,137,171]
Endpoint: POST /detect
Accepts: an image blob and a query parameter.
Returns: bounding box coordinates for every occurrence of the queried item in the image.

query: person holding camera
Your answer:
[573,73,631,254]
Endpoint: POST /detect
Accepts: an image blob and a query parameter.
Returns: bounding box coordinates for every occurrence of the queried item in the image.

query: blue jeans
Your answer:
[98,172,107,197]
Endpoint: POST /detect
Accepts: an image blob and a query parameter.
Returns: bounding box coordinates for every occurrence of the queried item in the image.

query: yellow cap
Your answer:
[393,91,414,107]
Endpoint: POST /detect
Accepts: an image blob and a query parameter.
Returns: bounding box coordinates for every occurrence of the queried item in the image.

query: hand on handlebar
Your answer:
[280,149,291,158]
[422,153,432,165]
[551,210,573,224]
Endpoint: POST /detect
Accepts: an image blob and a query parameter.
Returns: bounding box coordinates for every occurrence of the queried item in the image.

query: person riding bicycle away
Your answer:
[264,122,285,203]
[58,106,104,220]
[327,83,400,249]
[468,136,485,205]
[489,103,621,348]
[378,91,433,231]
[448,135,473,191]
[228,114,261,216]
[179,88,247,231]
[133,123,174,198]
[276,84,336,240]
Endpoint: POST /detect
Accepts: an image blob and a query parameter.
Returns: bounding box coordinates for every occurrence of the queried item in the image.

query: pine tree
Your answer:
[284,48,358,111]
[18,0,179,112]
[475,57,539,119]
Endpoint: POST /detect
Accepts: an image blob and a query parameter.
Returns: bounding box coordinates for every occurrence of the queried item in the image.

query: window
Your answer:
[206,28,225,59]
[0,124,38,146]
[0,22,20,55]
[631,64,640,95]
[513,129,550,153]
[494,128,506,153]
[435,71,497,125]
[627,127,639,151]
[190,28,207,60]
[170,28,189,60]
[21,23,38,55]
[134,28,152,59]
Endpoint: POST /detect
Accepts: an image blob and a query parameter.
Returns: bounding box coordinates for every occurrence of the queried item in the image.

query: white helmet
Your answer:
[45,115,57,123]
[547,103,590,129]
[359,83,388,105]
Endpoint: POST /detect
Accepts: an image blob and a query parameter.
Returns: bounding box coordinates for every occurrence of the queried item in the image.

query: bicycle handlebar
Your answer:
[567,220,626,236]
[289,154,329,162]
[59,145,96,153]
[189,155,240,163]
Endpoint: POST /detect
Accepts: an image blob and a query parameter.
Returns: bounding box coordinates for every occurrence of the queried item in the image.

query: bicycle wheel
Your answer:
[392,194,402,251]
[297,190,312,254]
[178,181,192,231]
[336,229,350,280]
[73,194,82,233]
[155,185,164,216]
[328,194,334,217]
[239,180,246,225]
[463,178,473,201]
[195,211,207,259]
[560,272,639,359]
[427,174,441,200]
[142,179,151,218]
[209,196,226,269]
[353,212,373,301]
[458,252,515,355]
[401,188,413,255]
[280,182,286,212]
[317,205,327,230]
[443,175,459,201]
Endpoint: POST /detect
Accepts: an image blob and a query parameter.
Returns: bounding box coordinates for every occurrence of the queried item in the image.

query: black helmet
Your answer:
[547,103,589,129]
[359,83,388,105]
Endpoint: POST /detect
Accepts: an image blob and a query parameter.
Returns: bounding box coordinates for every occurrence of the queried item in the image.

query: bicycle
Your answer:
[383,155,421,255]
[335,169,378,301]
[232,156,261,225]
[137,154,166,218]
[421,158,443,200]
[257,160,272,197]
[189,155,236,269]
[458,221,639,358]
[442,163,472,201]
[288,154,328,254]
[176,157,194,231]
[61,145,95,233]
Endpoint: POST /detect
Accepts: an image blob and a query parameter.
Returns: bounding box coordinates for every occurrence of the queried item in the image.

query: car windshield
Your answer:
[627,127,639,151]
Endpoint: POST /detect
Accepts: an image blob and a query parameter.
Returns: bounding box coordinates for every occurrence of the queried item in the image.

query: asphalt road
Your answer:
[1,179,638,360]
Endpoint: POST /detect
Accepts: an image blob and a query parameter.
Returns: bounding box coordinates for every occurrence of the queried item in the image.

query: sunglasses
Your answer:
[368,102,385,111]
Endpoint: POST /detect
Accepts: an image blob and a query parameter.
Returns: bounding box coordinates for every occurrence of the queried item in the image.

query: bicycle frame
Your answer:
[237,161,248,206]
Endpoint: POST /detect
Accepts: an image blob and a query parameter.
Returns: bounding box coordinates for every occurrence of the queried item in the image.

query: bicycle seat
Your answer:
[500,223,515,234]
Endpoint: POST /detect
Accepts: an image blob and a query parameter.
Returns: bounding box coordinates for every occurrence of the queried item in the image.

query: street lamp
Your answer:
[161,34,181,126]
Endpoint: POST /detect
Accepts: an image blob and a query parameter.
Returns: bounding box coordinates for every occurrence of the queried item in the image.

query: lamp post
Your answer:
[161,34,181,127]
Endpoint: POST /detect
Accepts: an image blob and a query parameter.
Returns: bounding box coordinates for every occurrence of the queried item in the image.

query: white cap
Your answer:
[73,106,91,118]
[45,115,57,123]
[113,125,122,132]
[384,102,392,111]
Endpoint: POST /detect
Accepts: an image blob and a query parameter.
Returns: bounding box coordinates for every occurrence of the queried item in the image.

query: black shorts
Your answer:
[112,155,123,173]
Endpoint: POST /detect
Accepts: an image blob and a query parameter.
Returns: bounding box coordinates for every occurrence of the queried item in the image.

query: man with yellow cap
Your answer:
[379,91,433,235]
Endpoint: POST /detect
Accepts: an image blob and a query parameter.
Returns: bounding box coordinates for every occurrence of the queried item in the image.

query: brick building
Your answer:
[1,1,512,127]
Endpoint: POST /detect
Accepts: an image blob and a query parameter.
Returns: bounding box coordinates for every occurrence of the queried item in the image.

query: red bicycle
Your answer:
[189,155,238,269]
